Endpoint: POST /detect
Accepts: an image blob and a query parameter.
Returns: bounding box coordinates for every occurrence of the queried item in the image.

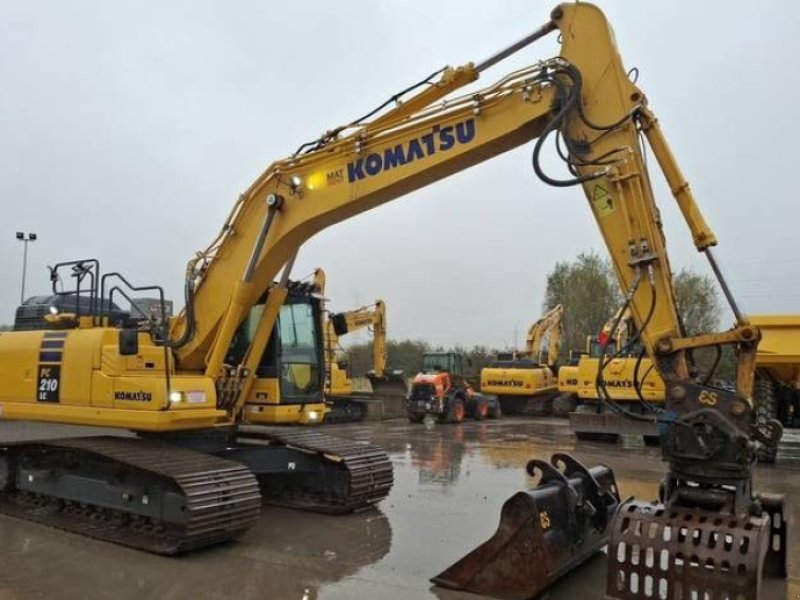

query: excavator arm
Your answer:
[329,300,407,401]
[329,301,388,378]
[598,306,631,350]
[524,304,564,368]
[312,269,404,406]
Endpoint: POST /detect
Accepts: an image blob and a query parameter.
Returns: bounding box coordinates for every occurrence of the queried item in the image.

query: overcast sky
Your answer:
[2,1,799,349]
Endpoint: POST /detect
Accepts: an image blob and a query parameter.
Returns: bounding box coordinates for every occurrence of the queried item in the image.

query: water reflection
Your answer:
[0,506,392,600]
[3,417,798,600]
[404,422,505,485]
[403,419,616,486]
[409,424,469,485]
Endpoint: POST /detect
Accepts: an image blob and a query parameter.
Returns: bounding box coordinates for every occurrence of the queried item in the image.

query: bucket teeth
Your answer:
[432,453,620,600]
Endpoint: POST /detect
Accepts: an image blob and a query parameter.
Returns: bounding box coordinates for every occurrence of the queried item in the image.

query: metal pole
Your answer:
[474,20,557,73]
[704,247,746,325]
[20,239,28,303]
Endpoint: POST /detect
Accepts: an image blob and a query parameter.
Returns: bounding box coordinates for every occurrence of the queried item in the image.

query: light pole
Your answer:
[16,231,37,303]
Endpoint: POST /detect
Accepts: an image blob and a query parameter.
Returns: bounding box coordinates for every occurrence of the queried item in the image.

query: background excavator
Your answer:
[0,2,787,598]
[479,304,564,416]
[558,308,664,439]
[313,269,407,422]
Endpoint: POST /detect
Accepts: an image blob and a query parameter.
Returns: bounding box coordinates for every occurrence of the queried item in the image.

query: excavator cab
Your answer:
[229,284,328,425]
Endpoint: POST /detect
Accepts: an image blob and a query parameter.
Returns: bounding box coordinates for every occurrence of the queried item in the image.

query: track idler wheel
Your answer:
[431,453,620,600]
[606,494,788,600]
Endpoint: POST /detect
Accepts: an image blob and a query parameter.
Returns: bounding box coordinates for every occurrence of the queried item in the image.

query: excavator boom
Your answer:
[329,301,389,378]
[524,304,564,368]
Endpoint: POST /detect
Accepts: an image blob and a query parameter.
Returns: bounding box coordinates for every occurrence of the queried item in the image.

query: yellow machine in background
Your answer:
[558,309,665,423]
[480,305,563,415]
[751,314,800,426]
[326,301,408,421]
[565,312,798,462]
[313,269,406,422]
[329,303,407,393]
[0,4,787,597]
[749,314,800,461]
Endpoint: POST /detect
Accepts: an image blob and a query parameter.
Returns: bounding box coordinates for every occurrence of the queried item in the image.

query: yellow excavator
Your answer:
[0,3,787,598]
[557,308,665,427]
[314,271,407,422]
[479,304,564,415]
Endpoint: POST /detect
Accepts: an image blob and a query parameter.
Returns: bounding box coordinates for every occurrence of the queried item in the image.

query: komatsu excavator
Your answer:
[559,308,665,437]
[318,289,407,421]
[0,3,787,597]
[480,304,564,415]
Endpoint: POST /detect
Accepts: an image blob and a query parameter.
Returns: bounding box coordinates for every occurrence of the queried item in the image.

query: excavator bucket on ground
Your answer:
[432,453,620,600]
[606,494,788,600]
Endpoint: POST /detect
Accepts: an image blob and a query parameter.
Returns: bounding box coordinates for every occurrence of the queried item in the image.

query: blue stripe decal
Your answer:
[43,332,68,339]
[39,351,63,363]
[41,340,65,349]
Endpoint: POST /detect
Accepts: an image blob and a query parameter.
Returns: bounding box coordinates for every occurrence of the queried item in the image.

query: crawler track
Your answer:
[237,426,394,512]
[0,436,261,554]
[324,395,371,423]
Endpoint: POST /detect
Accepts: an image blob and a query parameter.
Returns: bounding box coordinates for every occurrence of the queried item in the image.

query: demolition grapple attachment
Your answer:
[606,380,789,600]
[607,494,787,600]
[431,453,620,600]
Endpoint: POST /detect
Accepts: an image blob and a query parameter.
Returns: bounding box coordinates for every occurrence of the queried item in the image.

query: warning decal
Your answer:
[591,183,615,217]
